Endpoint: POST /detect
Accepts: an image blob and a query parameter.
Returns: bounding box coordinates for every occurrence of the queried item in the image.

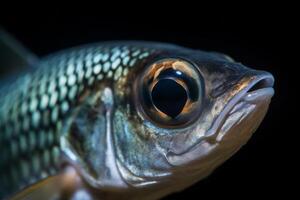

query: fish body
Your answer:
[0,34,274,200]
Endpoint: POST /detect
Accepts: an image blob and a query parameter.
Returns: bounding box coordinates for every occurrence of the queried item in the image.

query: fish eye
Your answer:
[136,58,203,128]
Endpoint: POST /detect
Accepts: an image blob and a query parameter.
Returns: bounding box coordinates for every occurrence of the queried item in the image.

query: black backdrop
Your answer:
[0,8,290,199]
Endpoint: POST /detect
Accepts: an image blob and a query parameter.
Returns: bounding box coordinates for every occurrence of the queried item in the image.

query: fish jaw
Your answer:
[166,71,274,168]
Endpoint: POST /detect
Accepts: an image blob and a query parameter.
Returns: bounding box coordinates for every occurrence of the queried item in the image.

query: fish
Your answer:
[0,29,275,200]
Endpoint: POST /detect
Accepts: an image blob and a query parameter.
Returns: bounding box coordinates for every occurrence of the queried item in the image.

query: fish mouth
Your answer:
[158,71,275,167]
[213,71,275,141]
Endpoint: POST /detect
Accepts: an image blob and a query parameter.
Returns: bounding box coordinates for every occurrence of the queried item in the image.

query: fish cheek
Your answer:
[113,108,171,185]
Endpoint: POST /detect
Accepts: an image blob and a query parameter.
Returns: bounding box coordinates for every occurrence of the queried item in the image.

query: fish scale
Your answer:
[0,43,153,198]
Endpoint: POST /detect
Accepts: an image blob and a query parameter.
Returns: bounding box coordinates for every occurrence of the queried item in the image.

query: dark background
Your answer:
[0,7,292,199]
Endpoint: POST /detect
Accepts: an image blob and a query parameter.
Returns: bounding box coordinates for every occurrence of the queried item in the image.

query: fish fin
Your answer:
[0,28,38,79]
[10,167,84,200]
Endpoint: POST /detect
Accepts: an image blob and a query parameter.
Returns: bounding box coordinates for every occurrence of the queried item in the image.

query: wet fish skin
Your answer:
[0,42,274,200]
[0,42,157,198]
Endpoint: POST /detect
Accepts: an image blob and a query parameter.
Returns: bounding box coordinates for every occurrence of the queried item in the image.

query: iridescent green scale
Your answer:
[0,43,154,198]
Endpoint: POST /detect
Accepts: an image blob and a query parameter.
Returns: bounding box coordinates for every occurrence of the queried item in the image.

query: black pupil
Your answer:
[151,79,187,118]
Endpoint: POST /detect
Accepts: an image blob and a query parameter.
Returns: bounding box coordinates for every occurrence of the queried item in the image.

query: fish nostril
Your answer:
[247,77,274,93]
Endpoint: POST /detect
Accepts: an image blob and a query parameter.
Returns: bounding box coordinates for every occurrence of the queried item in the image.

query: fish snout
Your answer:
[243,70,274,98]
[214,70,275,143]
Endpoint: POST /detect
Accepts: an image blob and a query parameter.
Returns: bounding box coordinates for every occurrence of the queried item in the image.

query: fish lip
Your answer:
[229,71,275,112]
[207,71,275,138]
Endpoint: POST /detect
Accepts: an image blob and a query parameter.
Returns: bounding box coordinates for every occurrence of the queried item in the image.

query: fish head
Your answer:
[63,47,274,198]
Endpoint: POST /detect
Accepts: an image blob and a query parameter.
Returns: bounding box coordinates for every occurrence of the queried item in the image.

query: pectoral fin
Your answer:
[10,167,83,200]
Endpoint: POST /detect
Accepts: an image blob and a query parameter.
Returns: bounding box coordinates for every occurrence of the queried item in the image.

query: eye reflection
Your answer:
[151,79,188,118]
[137,58,203,128]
